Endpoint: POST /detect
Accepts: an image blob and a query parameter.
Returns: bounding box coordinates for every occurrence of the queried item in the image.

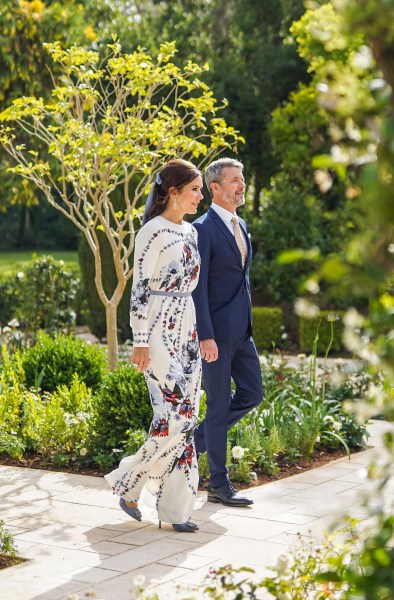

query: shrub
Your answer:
[299,311,345,354]
[92,363,152,453]
[0,278,16,327]
[123,428,148,456]
[35,377,93,456]
[21,332,107,393]
[0,520,18,558]
[14,255,81,339]
[252,307,284,352]
[249,180,323,305]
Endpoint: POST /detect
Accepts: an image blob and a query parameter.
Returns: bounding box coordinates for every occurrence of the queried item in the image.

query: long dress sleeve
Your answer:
[130,222,163,347]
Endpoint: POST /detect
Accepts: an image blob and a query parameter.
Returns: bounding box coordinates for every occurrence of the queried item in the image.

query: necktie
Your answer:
[231,216,247,268]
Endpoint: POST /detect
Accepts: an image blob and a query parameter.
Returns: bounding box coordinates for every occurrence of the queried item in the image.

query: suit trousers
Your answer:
[194,334,263,487]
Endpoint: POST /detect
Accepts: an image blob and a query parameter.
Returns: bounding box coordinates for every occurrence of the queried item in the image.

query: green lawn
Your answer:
[0,251,79,278]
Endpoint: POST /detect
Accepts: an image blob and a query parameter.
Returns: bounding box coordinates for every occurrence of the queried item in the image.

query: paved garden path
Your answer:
[0,420,392,600]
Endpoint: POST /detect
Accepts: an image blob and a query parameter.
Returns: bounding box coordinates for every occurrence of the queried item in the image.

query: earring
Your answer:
[173,196,177,209]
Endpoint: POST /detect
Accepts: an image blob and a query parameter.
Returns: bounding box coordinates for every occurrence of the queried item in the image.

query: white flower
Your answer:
[331,144,349,163]
[273,553,294,576]
[305,279,320,294]
[296,353,307,361]
[343,308,365,329]
[357,468,368,480]
[345,118,362,142]
[8,318,20,328]
[332,420,341,431]
[316,82,329,93]
[351,46,373,70]
[79,448,88,457]
[316,436,321,443]
[294,298,320,319]
[232,446,247,460]
[133,574,146,587]
[64,413,78,426]
[16,271,24,279]
[76,411,89,421]
[388,243,394,254]
[314,169,333,193]
[323,415,334,424]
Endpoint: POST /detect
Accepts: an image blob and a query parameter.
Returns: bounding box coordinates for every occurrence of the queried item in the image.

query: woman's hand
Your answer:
[131,346,150,372]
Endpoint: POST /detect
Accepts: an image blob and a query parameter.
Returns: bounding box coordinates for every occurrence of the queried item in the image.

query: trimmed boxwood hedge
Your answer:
[21,332,107,392]
[252,307,283,352]
[92,363,152,452]
[299,311,345,355]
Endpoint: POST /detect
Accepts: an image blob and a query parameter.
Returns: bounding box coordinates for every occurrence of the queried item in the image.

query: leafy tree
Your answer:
[251,1,377,307]
[0,39,243,369]
[0,0,93,209]
[97,0,308,215]
[0,0,101,252]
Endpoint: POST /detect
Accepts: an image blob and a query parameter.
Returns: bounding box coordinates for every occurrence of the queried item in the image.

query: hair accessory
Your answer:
[142,172,162,225]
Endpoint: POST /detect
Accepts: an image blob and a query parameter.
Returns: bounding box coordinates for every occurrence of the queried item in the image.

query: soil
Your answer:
[0,446,364,490]
[0,555,27,570]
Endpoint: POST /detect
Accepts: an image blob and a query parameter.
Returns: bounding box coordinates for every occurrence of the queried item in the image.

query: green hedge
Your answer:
[252,307,284,352]
[92,363,152,453]
[299,311,345,354]
[21,332,107,392]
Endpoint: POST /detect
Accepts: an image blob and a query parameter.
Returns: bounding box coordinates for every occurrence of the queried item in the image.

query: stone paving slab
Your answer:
[0,419,392,600]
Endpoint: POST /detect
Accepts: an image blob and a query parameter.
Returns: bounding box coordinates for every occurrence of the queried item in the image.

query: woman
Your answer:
[105,159,203,532]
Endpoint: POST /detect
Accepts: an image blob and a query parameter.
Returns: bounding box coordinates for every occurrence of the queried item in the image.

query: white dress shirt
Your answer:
[210,203,248,259]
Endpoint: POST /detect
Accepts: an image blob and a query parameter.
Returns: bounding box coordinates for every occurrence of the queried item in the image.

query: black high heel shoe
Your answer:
[159,520,199,532]
[119,498,142,521]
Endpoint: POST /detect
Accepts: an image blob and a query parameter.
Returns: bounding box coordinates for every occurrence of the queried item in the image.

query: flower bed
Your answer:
[0,334,370,482]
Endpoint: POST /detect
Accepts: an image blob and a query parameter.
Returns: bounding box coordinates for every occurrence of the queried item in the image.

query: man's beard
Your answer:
[223,192,245,207]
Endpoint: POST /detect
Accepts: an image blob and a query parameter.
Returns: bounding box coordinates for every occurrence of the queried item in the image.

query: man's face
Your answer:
[212,166,245,209]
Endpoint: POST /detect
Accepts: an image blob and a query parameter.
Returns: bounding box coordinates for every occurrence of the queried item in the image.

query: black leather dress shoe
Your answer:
[207,482,254,506]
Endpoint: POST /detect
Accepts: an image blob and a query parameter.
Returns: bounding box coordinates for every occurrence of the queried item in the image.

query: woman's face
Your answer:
[173,175,204,215]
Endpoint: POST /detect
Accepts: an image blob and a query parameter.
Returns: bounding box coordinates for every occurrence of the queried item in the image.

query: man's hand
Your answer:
[200,339,218,362]
[131,346,150,372]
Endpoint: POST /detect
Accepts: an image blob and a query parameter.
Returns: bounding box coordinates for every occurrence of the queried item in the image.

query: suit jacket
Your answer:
[192,207,253,342]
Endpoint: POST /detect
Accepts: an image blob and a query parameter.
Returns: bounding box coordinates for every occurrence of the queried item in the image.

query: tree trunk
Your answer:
[105,303,119,371]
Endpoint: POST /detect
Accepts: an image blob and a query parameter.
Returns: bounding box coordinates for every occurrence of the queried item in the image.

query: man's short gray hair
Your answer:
[205,157,244,196]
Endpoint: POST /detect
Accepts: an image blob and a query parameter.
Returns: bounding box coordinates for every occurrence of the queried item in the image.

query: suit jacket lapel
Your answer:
[208,208,244,267]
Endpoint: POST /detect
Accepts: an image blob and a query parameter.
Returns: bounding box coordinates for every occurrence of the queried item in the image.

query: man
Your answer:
[192,157,264,506]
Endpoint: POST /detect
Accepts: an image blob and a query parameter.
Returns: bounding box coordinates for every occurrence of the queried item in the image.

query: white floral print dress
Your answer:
[105,215,202,525]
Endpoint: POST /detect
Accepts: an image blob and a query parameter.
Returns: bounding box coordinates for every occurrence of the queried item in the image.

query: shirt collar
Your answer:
[210,203,237,225]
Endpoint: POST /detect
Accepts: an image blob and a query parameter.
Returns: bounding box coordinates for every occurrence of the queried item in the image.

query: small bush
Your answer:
[14,255,81,339]
[123,428,148,456]
[0,520,18,558]
[92,363,152,453]
[21,332,107,392]
[252,307,284,352]
[0,279,16,327]
[299,311,345,354]
[37,375,93,456]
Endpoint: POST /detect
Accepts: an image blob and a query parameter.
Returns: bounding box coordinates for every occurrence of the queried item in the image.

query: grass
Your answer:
[0,251,79,278]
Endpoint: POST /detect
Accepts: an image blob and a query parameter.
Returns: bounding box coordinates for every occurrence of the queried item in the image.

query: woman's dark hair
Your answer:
[145,159,201,222]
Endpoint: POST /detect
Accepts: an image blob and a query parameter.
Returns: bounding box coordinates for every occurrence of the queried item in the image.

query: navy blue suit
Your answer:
[192,207,264,487]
